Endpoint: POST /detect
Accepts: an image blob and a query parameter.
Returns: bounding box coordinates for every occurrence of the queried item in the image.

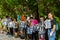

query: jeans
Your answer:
[48,29,56,40]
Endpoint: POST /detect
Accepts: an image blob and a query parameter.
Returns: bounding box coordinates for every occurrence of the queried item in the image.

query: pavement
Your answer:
[0,33,25,40]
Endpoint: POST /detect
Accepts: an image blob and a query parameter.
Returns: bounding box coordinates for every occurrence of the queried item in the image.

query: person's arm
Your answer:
[50,24,56,36]
[50,20,56,36]
[52,24,56,32]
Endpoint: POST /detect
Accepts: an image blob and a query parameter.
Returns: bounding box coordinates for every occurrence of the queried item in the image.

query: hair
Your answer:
[6,16,9,18]
[40,16,45,20]
[13,18,17,21]
[30,17,33,19]
[26,21,30,27]
[11,18,13,21]
[40,16,44,18]
[48,12,55,18]
[39,16,45,22]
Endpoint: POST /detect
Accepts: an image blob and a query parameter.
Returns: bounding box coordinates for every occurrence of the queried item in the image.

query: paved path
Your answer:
[0,33,25,40]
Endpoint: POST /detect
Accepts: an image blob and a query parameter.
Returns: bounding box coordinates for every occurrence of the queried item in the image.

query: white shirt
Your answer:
[8,21,14,28]
[44,19,51,29]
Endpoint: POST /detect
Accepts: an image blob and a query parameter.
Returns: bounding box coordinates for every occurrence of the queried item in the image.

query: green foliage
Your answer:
[0,0,60,25]
[0,0,60,39]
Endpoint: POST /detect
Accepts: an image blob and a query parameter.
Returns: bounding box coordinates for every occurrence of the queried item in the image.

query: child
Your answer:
[8,18,14,36]
[25,21,32,40]
[38,16,46,40]
[13,18,19,38]
[19,20,26,34]
[30,17,38,40]
[1,17,7,33]
[19,17,26,39]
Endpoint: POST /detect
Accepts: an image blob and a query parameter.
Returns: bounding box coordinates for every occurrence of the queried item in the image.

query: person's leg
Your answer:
[6,27,9,35]
[49,37,55,40]
[10,28,11,35]
[25,28,27,40]
[38,34,41,40]
[45,29,48,40]
[14,28,19,37]
[10,28,13,35]
[33,32,35,40]
[48,29,56,40]
[49,31,56,40]
[32,32,34,40]
[32,32,36,40]
[29,34,32,40]
[35,31,38,40]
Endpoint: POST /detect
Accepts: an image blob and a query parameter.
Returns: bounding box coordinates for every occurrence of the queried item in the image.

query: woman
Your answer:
[47,12,56,40]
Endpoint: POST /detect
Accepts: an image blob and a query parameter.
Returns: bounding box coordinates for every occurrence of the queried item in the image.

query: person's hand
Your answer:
[50,31,53,37]
[45,27,48,29]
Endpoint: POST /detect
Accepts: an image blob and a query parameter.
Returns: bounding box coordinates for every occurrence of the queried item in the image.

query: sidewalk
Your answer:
[0,33,25,40]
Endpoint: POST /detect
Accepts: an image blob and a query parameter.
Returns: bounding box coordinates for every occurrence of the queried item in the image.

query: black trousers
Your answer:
[10,27,13,35]
[45,29,48,40]
[32,31,38,40]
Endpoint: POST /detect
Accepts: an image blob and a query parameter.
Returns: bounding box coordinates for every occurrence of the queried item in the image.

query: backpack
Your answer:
[53,20,58,31]
[56,22,58,31]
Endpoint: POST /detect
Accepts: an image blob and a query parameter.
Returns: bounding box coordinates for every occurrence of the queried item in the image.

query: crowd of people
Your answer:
[0,12,58,40]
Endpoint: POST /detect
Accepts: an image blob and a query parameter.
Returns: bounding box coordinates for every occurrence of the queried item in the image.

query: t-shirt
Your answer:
[38,22,45,34]
[19,21,26,28]
[51,19,56,29]
[44,19,51,29]
[13,22,17,28]
[26,27,33,34]
[8,21,14,28]
[30,19,38,26]
[2,19,7,26]
[21,15,25,21]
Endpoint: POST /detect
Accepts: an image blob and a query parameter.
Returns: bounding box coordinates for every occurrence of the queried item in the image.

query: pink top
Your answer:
[30,19,38,26]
